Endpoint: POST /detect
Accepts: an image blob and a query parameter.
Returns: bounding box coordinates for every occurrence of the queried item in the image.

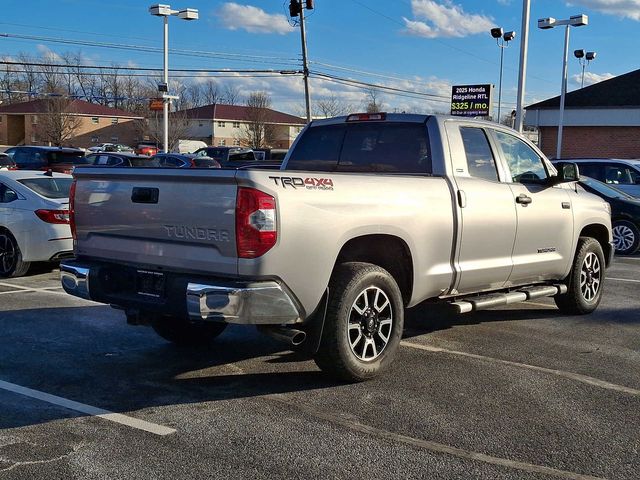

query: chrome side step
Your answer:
[450,284,567,314]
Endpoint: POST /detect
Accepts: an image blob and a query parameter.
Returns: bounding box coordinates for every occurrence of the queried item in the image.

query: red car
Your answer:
[4,146,87,174]
[135,143,159,156]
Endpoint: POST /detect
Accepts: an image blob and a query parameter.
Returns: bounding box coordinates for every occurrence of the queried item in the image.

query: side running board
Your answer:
[450,285,567,314]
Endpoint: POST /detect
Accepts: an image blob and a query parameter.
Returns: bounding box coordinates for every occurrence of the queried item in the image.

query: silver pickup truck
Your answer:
[61,114,613,381]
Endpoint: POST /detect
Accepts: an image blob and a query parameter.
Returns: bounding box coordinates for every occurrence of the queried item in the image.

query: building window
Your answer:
[110,136,119,142]
[92,117,99,124]
[0,115,3,123]
[31,133,37,142]
[218,139,226,146]
[91,137,99,143]
[233,122,240,128]
[111,118,118,125]
[218,121,226,127]
[31,115,38,125]
[198,122,204,127]
[233,139,240,146]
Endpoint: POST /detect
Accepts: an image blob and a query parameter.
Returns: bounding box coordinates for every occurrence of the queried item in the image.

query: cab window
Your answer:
[495,131,548,183]
[459,127,499,181]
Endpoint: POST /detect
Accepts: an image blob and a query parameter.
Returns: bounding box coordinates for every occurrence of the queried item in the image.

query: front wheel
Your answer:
[314,262,404,382]
[612,220,640,255]
[555,237,605,314]
[151,315,227,346]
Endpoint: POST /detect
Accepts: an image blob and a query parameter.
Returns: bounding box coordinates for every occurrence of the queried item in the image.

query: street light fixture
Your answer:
[574,49,597,89]
[538,13,588,159]
[149,4,198,153]
[490,27,516,124]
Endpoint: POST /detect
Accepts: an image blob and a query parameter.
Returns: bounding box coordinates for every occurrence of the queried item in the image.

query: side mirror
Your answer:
[551,162,579,184]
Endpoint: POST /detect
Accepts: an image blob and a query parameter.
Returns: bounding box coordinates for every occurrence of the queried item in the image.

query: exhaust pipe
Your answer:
[259,326,306,346]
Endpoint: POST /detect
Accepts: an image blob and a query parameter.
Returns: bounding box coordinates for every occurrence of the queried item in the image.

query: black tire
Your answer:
[0,230,31,278]
[554,237,605,315]
[151,315,227,346]
[612,220,640,255]
[314,262,404,382]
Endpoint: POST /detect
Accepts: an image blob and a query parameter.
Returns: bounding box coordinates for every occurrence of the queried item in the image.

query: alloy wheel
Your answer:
[347,286,393,361]
[580,252,601,302]
[613,224,636,253]
[0,234,17,276]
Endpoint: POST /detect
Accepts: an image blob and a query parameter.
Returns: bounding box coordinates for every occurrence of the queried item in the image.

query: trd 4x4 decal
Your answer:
[269,176,334,190]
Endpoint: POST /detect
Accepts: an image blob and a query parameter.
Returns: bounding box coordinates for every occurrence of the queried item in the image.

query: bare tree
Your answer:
[203,80,222,105]
[17,53,40,100]
[0,59,19,104]
[240,91,276,148]
[186,82,203,107]
[141,108,191,152]
[36,97,82,146]
[222,84,241,105]
[315,94,350,118]
[364,88,383,113]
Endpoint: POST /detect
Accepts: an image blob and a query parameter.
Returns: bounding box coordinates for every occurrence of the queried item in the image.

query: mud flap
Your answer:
[299,288,329,355]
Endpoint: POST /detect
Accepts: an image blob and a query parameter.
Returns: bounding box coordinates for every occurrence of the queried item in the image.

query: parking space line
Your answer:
[0,380,176,436]
[0,290,25,295]
[268,394,604,480]
[400,342,640,397]
[0,282,68,296]
[607,277,640,284]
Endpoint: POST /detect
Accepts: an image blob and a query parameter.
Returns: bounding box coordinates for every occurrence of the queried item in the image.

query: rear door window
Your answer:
[47,151,88,165]
[14,148,45,169]
[287,122,430,174]
[603,164,639,185]
[459,127,499,181]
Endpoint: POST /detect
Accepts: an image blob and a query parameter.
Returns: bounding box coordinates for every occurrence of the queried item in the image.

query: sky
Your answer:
[1,0,639,116]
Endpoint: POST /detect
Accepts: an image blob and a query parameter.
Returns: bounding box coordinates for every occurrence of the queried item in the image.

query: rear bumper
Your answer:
[60,260,303,325]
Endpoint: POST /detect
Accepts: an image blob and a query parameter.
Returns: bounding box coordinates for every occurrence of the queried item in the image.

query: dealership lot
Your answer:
[0,257,638,479]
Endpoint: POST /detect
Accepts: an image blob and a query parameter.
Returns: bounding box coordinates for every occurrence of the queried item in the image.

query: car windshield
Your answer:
[18,177,73,199]
[47,151,88,165]
[580,176,635,200]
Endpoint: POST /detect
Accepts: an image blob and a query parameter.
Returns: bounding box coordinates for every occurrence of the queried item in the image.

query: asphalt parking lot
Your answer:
[0,257,639,480]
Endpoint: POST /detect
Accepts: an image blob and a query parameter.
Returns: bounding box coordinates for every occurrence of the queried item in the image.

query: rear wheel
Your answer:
[151,315,227,346]
[0,231,30,278]
[612,220,640,255]
[555,237,605,314]
[314,262,404,382]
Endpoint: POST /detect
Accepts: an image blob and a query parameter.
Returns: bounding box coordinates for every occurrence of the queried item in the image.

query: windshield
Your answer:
[47,151,88,165]
[580,176,635,200]
[18,177,73,199]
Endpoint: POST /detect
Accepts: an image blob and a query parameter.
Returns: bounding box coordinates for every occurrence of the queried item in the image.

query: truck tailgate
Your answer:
[73,168,238,276]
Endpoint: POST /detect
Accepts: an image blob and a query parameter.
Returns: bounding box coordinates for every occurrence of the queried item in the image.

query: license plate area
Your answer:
[136,269,165,298]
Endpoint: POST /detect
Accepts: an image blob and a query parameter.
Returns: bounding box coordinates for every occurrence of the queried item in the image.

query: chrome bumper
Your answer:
[60,263,91,300]
[60,261,302,325]
[186,282,302,325]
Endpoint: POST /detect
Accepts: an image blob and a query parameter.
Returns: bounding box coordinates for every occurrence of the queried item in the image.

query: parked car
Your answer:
[87,143,134,153]
[135,142,159,156]
[0,170,73,277]
[552,158,640,198]
[577,175,640,255]
[152,153,221,168]
[86,152,161,167]
[62,113,613,382]
[0,153,17,170]
[4,146,88,174]
[193,147,256,166]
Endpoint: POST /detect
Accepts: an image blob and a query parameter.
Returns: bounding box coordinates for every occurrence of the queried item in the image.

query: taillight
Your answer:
[236,187,277,259]
[35,209,70,224]
[69,180,77,239]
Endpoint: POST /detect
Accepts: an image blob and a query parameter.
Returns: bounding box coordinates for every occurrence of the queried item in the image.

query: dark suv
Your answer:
[5,146,87,174]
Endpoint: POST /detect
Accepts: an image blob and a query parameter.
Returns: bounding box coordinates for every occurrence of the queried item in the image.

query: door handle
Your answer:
[515,194,532,205]
[131,187,159,204]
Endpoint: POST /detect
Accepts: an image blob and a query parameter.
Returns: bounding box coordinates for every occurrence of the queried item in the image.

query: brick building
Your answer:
[0,99,143,148]
[525,69,640,159]
[173,103,306,148]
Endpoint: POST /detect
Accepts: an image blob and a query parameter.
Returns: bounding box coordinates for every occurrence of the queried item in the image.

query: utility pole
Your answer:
[290,0,313,123]
[514,0,531,133]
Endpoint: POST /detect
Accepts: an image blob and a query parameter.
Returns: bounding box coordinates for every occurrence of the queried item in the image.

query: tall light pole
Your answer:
[514,0,531,133]
[574,49,597,89]
[289,0,313,123]
[149,4,198,153]
[490,27,516,125]
[538,14,588,159]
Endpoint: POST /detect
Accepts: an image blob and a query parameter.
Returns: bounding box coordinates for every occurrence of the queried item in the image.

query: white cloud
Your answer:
[36,44,62,62]
[571,71,616,86]
[216,3,294,35]
[566,0,640,21]
[402,0,494,38]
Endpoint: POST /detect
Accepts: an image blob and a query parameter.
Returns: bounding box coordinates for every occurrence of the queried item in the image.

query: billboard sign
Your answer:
[450,84,493,117]
[149,98,164,111]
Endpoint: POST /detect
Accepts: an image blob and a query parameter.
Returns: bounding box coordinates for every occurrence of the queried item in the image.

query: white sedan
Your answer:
[0,171,74,277]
